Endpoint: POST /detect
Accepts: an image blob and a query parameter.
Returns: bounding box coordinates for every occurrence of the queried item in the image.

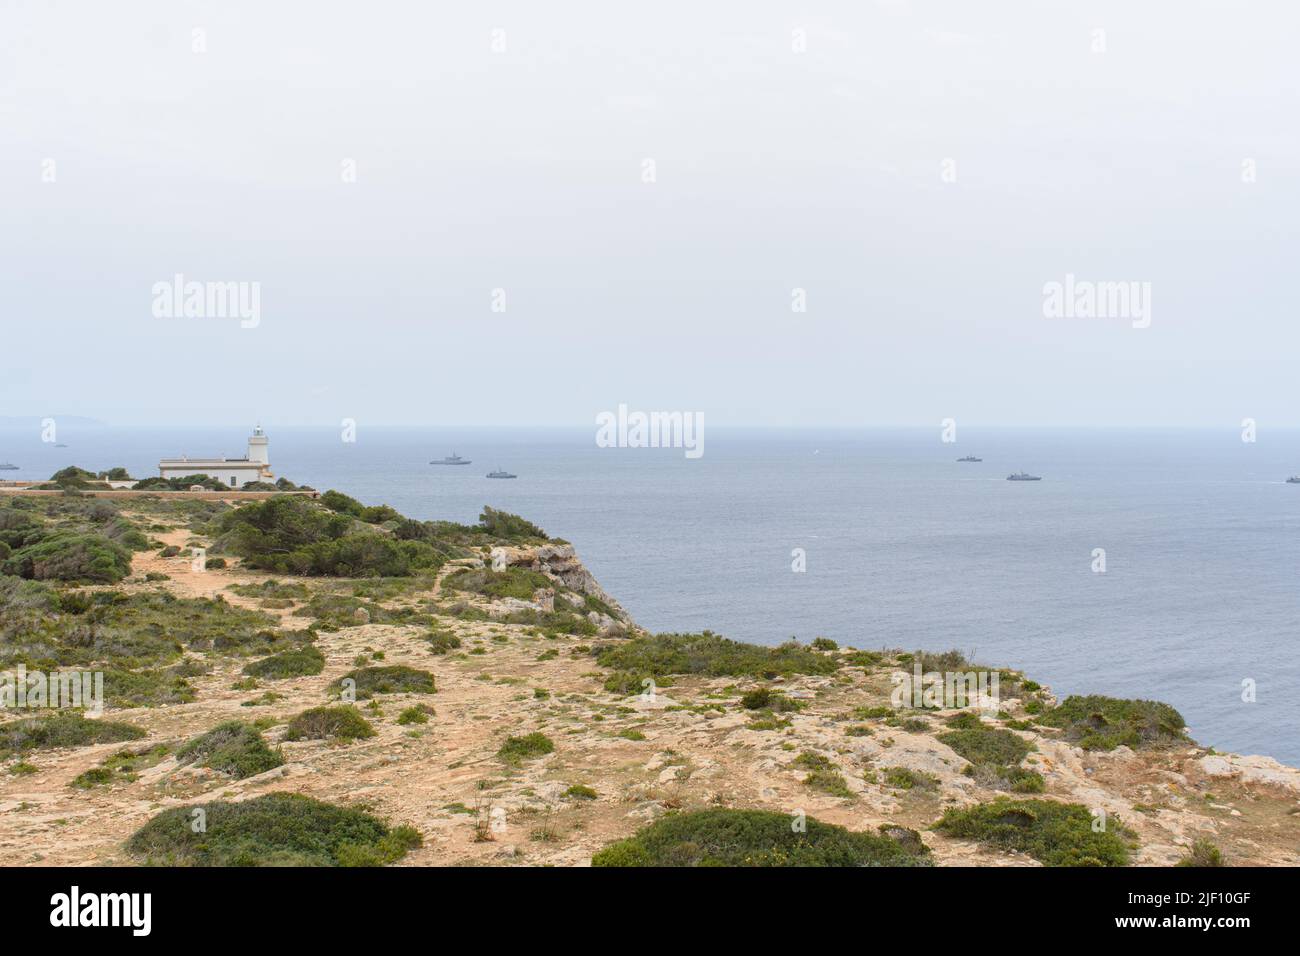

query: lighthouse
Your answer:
[157,424,273,489]
[247,424,269,465]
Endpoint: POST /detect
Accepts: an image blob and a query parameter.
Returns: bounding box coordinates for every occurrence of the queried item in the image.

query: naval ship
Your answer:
[1288,476,1300,484]
[0,462,18,470]
[430,453,471,465]
[1006,471,1042,481]
[486,468,517,479]
[956,455,982,462]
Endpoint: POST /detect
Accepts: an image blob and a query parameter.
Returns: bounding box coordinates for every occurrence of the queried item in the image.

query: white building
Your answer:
[158,425,272,489]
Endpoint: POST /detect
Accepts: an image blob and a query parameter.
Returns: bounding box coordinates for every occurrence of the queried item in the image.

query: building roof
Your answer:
[159,458,265,468]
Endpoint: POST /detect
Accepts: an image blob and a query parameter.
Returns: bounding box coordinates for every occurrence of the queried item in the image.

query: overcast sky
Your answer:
[2,1,1296,427]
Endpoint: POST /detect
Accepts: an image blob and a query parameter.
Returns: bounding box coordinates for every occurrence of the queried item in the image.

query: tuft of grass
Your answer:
[426,630,462,655]
[497,732,554,763]
[794,751,855,798]
[329,665,436,699]
[1038,695,1187,751]
[935,798,1133,866]
[396,705,432,725]
[284,706,376,741]
[176,721,283,779]
[0,713,146,755]
[595,631,837,695]
[938,727,1032,768]
[564,784,598,800]
[242,646,325,679]
[126,793,421,866]
[1177,838,1225,867]
[592,808,931,867]
[883,767,940,791]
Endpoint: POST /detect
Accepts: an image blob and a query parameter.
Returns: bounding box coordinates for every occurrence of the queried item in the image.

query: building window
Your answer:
[231,476,237,487]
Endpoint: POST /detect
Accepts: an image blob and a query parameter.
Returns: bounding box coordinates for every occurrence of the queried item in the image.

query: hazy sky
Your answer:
[2,1,1296,427]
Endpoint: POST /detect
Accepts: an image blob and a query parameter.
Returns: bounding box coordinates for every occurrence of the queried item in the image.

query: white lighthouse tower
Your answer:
[247,424,269,465]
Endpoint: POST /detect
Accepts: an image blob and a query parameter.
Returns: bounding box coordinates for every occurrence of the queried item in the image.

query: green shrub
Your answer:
[283,706,375,741]
[477,506,549,541]
[69,767,116,789]
[2,532,132,583]
[176,721,283,779]
[794,751,855,798]
[595,632,837,692]
[564,784,598,800]
[126,793,420,866]
[443,566,554,601]
[396,706,430,725]
[1177,838,1225,867]
[1038,695,1187,751]
[0,713,145,755]
[592,809,931,867]
[811,637,838,651]
[883,767,939,791]
[330,666,435,699]
[935,798,1133,866]
[426,630,462,655]
[101,667,196,707]
[242,646,326,679]
[497,732,554,762]
[938,727,1032,768]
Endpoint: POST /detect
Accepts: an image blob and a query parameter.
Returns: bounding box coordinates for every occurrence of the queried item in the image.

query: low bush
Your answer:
[176,721,283,779]
[126,793,421,866]
[595,632,838,693]
[1038,695,1187,751]
[497,732,554,763]
[242,646,326,679]
[935,798,1133,866]
[0,713,145,755]
[329,666,435,699]
[592,809,932,867]
[283,706,376,741]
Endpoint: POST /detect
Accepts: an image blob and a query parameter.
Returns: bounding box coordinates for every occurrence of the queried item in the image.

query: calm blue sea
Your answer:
[3,424,1298,764]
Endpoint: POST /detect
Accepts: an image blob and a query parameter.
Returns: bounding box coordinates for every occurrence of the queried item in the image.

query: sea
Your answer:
[2,423,1297,765]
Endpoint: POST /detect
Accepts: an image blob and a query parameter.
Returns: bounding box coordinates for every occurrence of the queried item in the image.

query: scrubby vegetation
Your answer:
[330,665,435,699]
[595,631,837,695]
[1,530,132,583]
[937,724,1041,791]
[0,713,145,755]
[0,580,286,675]
[1178,838,1225,867]
[242,645,325,679]
[443,566,554,601]
[592,809,932,867]
[497,732,554,763]
[283,706,376,741]
[176,721,283,779]
[935,798,1133,866]
[126,793,421,866]
[212,496,552,578]
[794,751,854,797]
[1038,695,1187,751]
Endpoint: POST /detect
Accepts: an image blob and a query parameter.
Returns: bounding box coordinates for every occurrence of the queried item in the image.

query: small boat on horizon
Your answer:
[486,468,517,479]
[1288,476,1300,484]
[1007,471,1042,481]
[430,453,471,466]
[0,462,18,470]
[957,455,982,462]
